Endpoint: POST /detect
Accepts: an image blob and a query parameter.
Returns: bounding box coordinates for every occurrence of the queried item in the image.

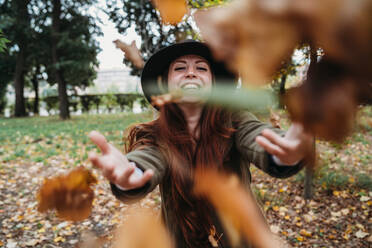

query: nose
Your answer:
[185,66,196,79]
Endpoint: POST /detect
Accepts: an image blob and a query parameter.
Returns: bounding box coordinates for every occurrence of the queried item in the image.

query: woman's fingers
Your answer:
[260,129,293,150]
[115,167,153,190]
[255,135,286,157]
[88,131,110,154]
[130,169,154,188]
[88,151,102,169]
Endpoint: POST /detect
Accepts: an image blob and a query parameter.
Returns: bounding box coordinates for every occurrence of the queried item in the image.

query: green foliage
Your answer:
[318,171,349,190]
[102,93,117,113]
[44,96,59,115]
[355,173,372,191]
[0,0,101,117]
[0,29,10,53]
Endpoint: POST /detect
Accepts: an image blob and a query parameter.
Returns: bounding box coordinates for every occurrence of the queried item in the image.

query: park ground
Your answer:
[0,107,371,248]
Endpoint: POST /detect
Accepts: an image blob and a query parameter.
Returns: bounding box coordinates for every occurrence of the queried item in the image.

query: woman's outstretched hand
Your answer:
[88,131,153,190]
[255,123,313,165]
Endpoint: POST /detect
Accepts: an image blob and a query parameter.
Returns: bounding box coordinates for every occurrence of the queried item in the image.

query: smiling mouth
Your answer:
[180,83,201,90]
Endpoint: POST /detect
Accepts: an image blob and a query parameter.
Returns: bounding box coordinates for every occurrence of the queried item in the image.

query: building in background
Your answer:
[4,67,141,117]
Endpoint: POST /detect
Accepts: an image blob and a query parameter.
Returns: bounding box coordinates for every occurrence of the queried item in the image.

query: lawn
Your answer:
[0,107,370,247]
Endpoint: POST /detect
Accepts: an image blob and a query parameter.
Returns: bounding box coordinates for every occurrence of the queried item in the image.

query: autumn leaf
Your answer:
[37,167,97,221]
[194,169,286,248]
[284,59,358,142]
[151,0,188,25]
[113,208,173,248]
[194,0,299,86]
[113,40,145,69]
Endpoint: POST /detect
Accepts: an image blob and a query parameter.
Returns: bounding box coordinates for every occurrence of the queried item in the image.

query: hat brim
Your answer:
[140,41,237,107]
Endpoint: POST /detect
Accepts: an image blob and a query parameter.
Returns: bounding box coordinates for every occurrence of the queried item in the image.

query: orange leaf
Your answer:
[113,208,173,248]
[37,167,97,221]
[152,0,188,25]
[194,169,285,248]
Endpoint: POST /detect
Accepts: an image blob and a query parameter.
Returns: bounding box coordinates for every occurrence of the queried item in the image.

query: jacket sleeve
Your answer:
[233,111,304,178]
[110,145,168,203]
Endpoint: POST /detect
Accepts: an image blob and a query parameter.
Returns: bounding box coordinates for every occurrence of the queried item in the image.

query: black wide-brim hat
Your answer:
[140,40,237,106]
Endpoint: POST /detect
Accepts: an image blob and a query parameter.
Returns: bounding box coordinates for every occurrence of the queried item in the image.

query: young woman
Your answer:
[89,40,312,247]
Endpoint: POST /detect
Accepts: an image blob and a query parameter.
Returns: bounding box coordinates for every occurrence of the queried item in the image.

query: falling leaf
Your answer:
[77,231,108,248]
[113,208,173,248]
[194,169,285,248]
[151,0,188,25]
[208,225,220,247]
[194,0,299,85]
[284,64,358,142]
[151,90,183,108]
[37,167,97,221]
[113,40,145,69]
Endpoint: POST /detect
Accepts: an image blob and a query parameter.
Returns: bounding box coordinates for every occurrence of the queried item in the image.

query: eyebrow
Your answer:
[173,60,208,64]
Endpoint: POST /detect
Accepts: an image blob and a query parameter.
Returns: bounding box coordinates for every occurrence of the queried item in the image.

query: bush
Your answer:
[356,173,372,191]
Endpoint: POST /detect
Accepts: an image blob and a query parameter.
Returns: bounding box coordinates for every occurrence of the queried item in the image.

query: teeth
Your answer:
[181,83,200,89]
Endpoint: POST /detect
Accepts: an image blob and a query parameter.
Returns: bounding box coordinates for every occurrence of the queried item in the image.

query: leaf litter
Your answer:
[0,110,370,247]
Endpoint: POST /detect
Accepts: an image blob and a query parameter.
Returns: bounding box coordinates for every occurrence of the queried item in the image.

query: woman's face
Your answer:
[167,54,212,103]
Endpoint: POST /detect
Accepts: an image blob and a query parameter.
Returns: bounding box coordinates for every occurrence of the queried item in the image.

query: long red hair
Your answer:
[125,103,235,247]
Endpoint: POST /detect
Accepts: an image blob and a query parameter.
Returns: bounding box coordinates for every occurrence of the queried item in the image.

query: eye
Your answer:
[197,67,208,71]
[175,67,186,71]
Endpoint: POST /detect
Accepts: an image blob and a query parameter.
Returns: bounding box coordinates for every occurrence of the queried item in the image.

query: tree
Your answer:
[105,0,225,75]
[0,0,33,117]
[0,29,11,115]
[44,0,100,119]
[0,29,9,53]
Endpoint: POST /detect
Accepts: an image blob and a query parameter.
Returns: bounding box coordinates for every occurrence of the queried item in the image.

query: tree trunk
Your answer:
[14,47,26,117]
[51,0,69,119]
[303,46,318,200]
[31,66,40,115]
[303,163,314,200]
[13,0,30,117]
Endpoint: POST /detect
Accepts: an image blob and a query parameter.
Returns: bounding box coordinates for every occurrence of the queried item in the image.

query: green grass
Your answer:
[0,112,152,145]
[0,112,153,164]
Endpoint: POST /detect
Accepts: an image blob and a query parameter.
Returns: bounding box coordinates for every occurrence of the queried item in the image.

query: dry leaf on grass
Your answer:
[113,208,173,248]
[151,0,189,25]
[194,169,287,248]
[113,40,145,69]
[37,167,97,221]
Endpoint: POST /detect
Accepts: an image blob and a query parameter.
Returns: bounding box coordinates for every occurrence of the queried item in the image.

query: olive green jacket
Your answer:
[111,111,303,247]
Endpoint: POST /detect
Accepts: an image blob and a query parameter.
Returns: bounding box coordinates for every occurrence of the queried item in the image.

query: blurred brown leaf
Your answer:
[151,0,188,25]
[194,0,300,86]
[151,90,183,107]
[113,40,145,69]
[195,0,372,142]
[194,169,286,248]
[37,167,97,221]
[284,60,358,142]
[75,231,108,248]
[113,208,173,248]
